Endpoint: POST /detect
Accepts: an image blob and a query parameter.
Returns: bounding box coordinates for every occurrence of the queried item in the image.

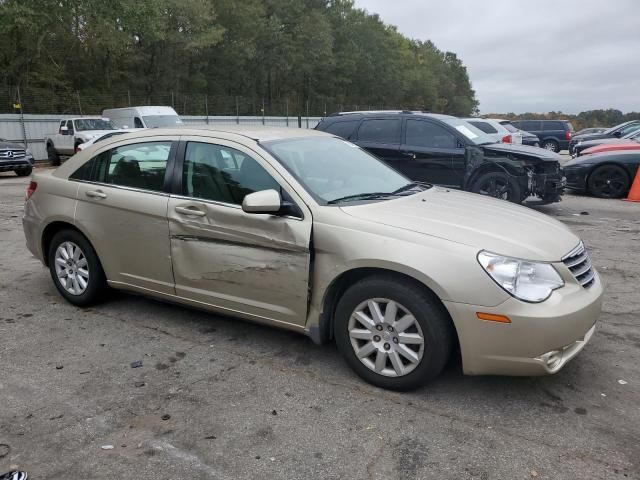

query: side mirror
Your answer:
[60,126,69,135]
[242,189,282,214]
[614,131,621,138]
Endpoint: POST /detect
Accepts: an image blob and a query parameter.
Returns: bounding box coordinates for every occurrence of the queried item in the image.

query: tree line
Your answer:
[487,109,640,132]
[0,0,478,116]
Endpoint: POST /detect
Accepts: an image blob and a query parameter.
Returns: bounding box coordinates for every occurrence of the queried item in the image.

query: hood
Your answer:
[573,132,612,142]
[578,137,624,148]
[482,142,561,162]
[0,140,26,150]
[520,131,538,140]
[340,187,579,262]
[75,129,115,140]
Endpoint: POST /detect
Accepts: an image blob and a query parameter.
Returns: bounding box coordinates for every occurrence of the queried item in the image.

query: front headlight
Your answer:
[478,251,564,303]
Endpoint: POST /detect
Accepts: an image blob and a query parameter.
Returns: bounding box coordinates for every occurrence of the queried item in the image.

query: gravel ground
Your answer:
[0,169,638,480]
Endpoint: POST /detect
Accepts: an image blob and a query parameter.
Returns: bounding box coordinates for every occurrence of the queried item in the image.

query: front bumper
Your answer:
[530,167,565,203]
[564,165,591,191]
[444,269,603,376]
[0,158,33,172]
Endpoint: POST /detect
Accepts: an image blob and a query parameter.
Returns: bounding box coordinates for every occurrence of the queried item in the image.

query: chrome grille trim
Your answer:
[0,149,26,159]
[562,242,595,288]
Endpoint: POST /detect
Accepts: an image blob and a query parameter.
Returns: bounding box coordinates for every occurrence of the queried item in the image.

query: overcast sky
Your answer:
[355,0,640,114]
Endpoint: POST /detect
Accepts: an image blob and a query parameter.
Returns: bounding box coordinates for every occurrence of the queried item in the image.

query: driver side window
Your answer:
[182,142,281,206]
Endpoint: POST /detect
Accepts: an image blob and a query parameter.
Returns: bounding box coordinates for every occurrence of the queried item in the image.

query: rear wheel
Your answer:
[587,165,630,198]
[542,140,559,152]
[334,276,453,390]
[14,166,32,177]
[47,144,61,166]
[48,229,107,306]
[471,171,523,203]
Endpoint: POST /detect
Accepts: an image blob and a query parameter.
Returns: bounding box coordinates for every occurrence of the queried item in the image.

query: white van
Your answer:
[102,106,183,129]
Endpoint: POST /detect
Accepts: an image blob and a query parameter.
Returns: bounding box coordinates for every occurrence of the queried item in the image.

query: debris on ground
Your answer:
[0,444,9,458]
[130,360,143,368]
[101,445,114,450]
[580,211,589,215]
[134,382,146,388]
[161,414,171,421]
[271,409,278,416]
[55,364,63,370]
[618,379,628,385]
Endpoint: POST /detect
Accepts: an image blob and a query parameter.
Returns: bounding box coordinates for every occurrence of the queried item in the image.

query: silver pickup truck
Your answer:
[44,117,115,165]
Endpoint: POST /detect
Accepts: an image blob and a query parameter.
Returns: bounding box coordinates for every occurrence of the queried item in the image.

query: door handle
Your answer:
[175,206,206,217]
[402,151,416,159]
[86,190,107,199]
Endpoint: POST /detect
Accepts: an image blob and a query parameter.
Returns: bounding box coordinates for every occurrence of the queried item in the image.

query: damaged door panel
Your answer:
[167,138,313,326]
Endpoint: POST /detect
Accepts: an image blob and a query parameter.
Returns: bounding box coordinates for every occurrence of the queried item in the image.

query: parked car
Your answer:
[573,127,640,157]
[569,120,640,155]
[496,120,540,147]
[580,130,640,156]
[23,126,603,390]
[575,127,607,136]
[102,106,182,129]
[76,128,143,152]
[464,118,522,144]
[315,111,565,204]
[511,120,575,152]
[564,150,640,198]
[45,117,115,166]
[0,138,34,176]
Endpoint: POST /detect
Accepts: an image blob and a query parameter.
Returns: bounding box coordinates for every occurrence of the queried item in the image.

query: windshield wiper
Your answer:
[391,181,432,195]
[327,192,394,205]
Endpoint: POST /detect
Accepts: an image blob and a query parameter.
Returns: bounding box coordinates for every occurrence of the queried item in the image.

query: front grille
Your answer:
[562,242,595,288]
[0,149,26,160]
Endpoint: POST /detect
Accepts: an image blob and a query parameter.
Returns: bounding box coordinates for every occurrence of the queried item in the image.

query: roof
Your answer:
[105,125,333,142]
[327,111,457,121]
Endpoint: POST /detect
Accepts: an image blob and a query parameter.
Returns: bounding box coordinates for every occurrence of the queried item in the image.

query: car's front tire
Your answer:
[471,171,523,203]
[334,275,453,391]
[14,166,32,177]
[47,144,61,166]
[587,164,630,198]
[48,229,107,306]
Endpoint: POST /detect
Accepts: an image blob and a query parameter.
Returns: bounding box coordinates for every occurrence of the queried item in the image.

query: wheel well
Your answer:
[319,267,460,353]
[465,162,523,189]
[41,221,84,267]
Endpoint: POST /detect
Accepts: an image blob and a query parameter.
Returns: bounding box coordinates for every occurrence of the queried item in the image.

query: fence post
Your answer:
[127,90,131,107]
[205,95,209,124]
[305,100,309,128]
[236,96,240,124]
[17,86,27,149]
[286,98,289,127]
[261,98,265,125]
[171,91,175,108]
[76,91,83,116]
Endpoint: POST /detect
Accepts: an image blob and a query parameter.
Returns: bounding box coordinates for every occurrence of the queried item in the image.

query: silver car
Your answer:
[23,127,603,390]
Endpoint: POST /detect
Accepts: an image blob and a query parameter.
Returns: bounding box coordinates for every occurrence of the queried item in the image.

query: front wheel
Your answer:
[334,276,453,390]
[471,171,523,203]
[587,165,630,198]
[48,229,107,306]
[14,166,32,177]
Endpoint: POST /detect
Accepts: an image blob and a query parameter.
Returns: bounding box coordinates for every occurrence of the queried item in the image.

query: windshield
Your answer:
[439,117,496,145]
[500,122,519,133]
[95,132,127,144]
[74,119,114,131]
[263,137,425,205]
[142,115,183,128]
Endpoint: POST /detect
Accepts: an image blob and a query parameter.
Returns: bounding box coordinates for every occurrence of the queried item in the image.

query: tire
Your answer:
[334,275,453,391]
[14,166,32,177]
[48,229,107,306]
[587,164,630,199]
[542,140,559,152]
[47,144,61,166]
[470,171,523,203]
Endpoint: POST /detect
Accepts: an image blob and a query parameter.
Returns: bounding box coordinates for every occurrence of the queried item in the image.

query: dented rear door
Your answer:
[167,137,312,327]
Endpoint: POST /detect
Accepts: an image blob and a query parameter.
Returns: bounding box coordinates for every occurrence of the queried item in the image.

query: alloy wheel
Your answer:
[54,241,90,295]
[477,177,512,200]
[589,166,628,198]
[348,298,425,377]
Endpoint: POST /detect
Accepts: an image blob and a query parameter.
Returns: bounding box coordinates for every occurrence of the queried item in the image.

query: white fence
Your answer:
[0,114,323,160]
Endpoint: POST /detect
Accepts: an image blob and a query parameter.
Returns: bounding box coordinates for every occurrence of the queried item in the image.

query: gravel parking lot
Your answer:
[1,168,638,480]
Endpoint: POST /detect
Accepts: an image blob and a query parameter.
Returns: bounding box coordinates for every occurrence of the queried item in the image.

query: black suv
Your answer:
[510,120,574,152]
[568,120,640,156]
[315,111,565,204]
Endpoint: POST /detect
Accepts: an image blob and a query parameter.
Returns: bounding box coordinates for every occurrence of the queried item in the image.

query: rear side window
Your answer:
[71,142,171,192]
[543,121,566,131]
[501,122,519,133]
[324,120,359,140]
[517,121,541,131]
[357,119,401,144]
[619,123,640,136]
[468,121,498,134]
[405,120,457,149]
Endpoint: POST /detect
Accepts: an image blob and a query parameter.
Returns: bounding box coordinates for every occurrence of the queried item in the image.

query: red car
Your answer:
[582,141,640,156]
